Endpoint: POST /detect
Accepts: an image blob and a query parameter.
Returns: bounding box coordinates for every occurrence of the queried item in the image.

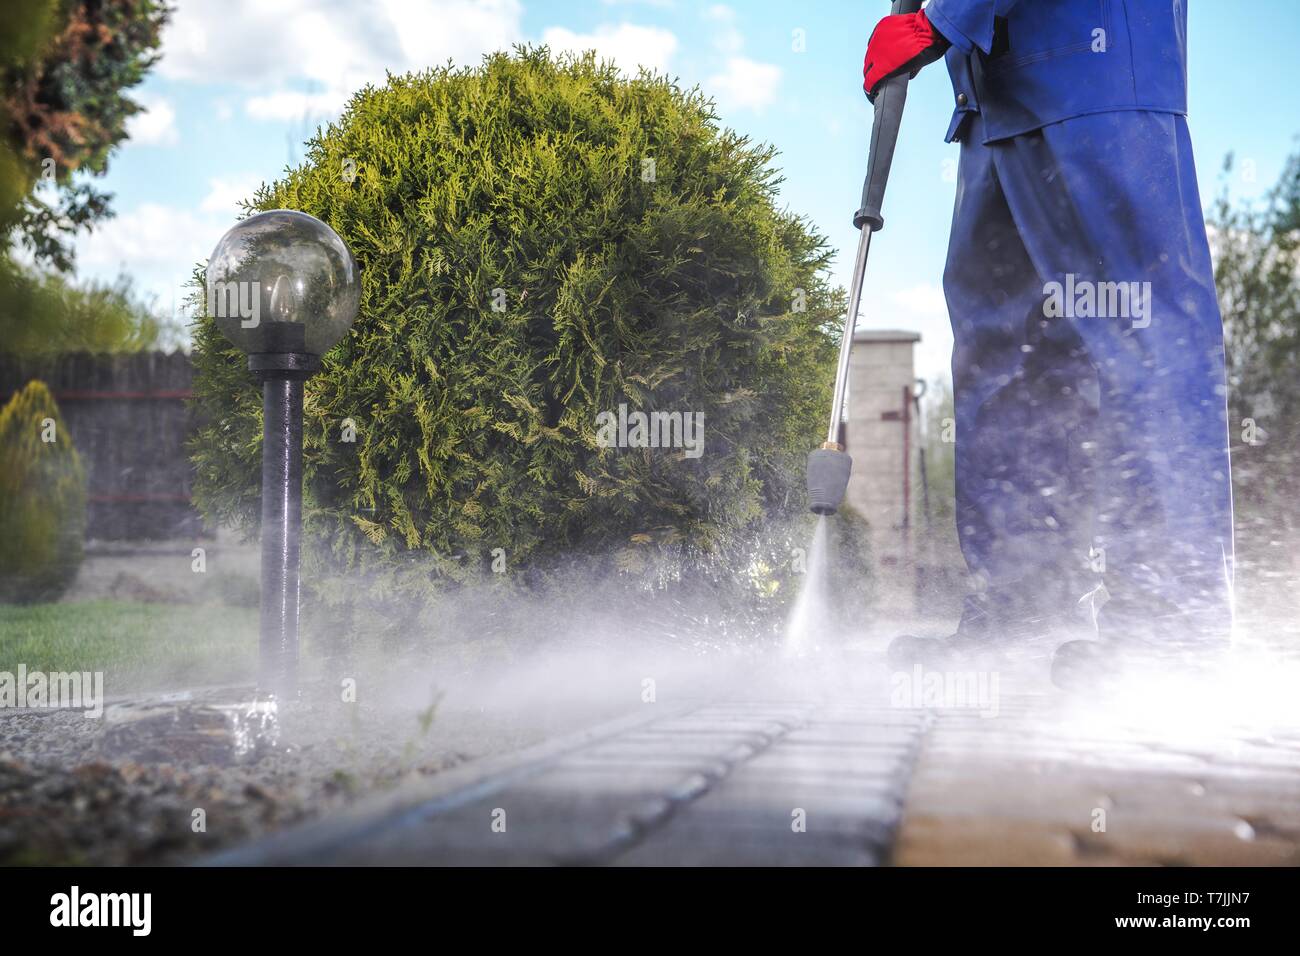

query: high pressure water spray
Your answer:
[806,0,923,516]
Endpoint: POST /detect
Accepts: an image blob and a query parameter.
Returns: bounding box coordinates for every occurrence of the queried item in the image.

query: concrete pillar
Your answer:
[843,329,921,613]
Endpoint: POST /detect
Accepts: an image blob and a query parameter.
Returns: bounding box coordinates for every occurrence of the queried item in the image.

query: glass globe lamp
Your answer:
[206,209,359,367]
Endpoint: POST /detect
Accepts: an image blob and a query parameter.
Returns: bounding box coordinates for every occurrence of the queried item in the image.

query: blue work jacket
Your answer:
[924,0,1189,143]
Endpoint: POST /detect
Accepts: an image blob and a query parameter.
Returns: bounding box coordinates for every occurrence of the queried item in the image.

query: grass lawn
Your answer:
[0,601,258,693]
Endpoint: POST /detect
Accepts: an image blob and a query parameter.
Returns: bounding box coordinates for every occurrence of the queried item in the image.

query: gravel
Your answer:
[0,682,627,866]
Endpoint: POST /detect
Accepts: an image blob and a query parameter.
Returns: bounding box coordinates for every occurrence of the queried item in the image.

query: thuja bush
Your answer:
[0,380,86,603]
[190,47,844,616]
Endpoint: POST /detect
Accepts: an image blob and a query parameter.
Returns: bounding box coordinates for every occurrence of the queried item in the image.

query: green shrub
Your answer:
[0,379,86,602]
[0,260,176,354]
[190,47,842,607]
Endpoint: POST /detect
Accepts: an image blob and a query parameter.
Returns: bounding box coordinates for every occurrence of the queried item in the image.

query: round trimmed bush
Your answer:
[190,47,843,598]
[0,379,86,603]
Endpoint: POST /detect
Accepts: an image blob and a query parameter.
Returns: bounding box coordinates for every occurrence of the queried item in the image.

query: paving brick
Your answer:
[520,766,715,802]
[641,718,798,738]
[895,816,1081,866]
[551,753,734,779]
[566,736,760,763]
[740,745,912,780]
[327,789,675,865]
[657,778,902,837]
[612,824,882,866]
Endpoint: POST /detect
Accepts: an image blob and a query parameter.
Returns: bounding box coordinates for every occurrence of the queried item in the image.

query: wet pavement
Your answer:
[898,695,1300,866]
[208,679,1300,866]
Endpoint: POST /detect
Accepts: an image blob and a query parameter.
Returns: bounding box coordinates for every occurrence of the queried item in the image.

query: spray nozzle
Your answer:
[806,444,852,516]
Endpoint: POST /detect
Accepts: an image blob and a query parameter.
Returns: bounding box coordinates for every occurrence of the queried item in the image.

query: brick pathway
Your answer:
[210,687,1300,866]
[897,697,1300,866]
[210,699,927,865]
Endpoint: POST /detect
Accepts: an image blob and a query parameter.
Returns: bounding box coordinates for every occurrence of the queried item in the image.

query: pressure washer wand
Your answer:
[806,0,924,516]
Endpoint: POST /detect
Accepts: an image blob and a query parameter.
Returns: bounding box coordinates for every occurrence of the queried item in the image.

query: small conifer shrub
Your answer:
[0,380,87,603]
[190,47,843,603]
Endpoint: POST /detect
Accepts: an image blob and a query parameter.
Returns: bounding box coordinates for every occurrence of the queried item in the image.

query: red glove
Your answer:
[862,10,949,100]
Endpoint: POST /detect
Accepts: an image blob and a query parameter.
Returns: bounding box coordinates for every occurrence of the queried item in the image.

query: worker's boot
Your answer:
[886,590,1069,672]
[1050,587,1232,691]
[1048,638,1118,690]
[1050,634,1230,691]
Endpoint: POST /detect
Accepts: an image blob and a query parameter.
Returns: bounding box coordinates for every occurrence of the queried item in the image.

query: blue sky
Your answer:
[70,0,1300,384]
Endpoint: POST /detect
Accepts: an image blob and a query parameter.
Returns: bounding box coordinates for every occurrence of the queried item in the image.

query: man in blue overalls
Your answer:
[866,1,1235,679]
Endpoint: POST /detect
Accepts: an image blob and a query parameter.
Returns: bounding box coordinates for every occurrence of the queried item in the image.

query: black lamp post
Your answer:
[207,209,359,698]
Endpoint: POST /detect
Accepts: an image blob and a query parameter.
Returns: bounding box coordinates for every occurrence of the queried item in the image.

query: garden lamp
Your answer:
[207,209,360,697]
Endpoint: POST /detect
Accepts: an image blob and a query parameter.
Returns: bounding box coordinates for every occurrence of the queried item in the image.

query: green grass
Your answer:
[0,600,258,692]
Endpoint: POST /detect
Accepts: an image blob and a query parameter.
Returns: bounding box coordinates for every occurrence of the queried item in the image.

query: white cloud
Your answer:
[706,56,781,112]
[73,200,250,326]
[381,0,523,68]
[77,202,212,272]
[703,5,744,55]
[246,90,349,122]
[125,94,178,146]
[540,23,678,74]
[158,0,525,122]
[697,7,781,112]
[199,176,265,215]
